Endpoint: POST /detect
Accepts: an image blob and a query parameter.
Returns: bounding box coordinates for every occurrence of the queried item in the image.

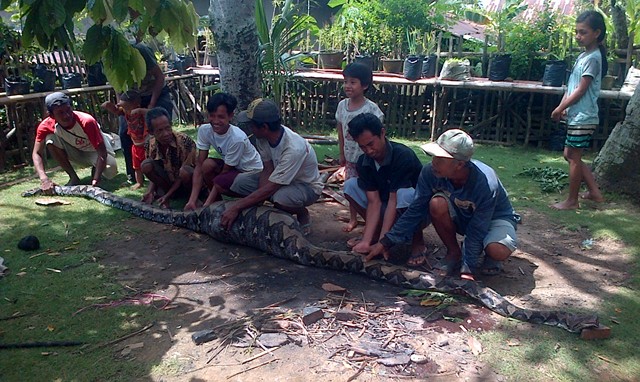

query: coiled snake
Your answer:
[23,185,599,333]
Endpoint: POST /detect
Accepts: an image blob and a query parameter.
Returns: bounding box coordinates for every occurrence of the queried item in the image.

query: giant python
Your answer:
[23,185,599,333]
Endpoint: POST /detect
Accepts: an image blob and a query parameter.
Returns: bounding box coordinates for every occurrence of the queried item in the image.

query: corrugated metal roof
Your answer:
[483,0,575,18]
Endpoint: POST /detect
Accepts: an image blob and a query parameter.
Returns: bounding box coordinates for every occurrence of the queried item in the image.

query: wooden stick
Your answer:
[92,322,154,350]
[346,360,367,382]
[226,358,278,379]
[240,346,279,364]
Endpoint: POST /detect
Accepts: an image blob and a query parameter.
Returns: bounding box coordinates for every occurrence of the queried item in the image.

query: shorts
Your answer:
[343,177,415,211]
[231,171,320,208]
[131,144,146,170]
[45,133,118,179]
[565,124,597,149]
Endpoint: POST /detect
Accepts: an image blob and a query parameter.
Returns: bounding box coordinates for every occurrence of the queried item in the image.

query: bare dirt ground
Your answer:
[96,201,632,381]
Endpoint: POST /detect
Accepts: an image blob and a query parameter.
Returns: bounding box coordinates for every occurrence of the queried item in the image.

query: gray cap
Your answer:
[421,129,474,161]
[236,98,280,124]
[45,92,71,112]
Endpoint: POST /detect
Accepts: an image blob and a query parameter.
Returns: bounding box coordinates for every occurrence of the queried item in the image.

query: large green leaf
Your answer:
[41,0,66,30]
[83,24,111,64]
[112,0,130,22]
[65,0,87,14]
[87,0,108,23]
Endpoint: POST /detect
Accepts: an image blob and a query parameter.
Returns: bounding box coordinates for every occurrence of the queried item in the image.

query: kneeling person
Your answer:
[367,129,519,280]
[343,113,424,263]
[220,98,323,235]
[32,92,117,192]
[141,107,196,208]
[184,92,263,211]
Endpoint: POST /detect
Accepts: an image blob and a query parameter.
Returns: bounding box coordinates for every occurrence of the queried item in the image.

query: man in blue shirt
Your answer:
[365,129,519,280]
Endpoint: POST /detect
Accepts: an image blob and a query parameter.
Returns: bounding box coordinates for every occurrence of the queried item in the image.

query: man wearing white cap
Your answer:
[365,129,520,280]
[219,98,323,235]
[32,92,117,193]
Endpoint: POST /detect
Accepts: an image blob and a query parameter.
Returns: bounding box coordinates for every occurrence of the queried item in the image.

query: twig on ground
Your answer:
[226,358,279,379]
[241,346,279,364]
[596,354,619,365]
[91,322,154,351]
[346,360,368,382]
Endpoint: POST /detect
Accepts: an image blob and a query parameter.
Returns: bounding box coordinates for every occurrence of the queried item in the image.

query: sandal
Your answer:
[407,248,430,268]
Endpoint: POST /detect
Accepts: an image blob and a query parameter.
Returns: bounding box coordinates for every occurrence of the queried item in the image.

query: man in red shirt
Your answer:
[32,92,117,193]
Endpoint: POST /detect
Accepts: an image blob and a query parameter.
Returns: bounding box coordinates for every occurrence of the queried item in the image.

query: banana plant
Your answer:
[255,0,318,107]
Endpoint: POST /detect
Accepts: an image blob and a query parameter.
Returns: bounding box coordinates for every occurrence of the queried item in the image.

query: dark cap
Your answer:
[236,98,280,124]
[45,92,71,112]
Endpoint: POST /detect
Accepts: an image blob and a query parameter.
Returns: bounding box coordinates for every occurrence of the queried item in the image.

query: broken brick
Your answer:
[580,325,611,340]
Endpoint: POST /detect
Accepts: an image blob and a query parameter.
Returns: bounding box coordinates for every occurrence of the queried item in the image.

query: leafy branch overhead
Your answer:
[4,0,198,92]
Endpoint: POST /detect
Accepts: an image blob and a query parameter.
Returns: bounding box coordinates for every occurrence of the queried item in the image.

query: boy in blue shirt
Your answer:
[365,129,520,280]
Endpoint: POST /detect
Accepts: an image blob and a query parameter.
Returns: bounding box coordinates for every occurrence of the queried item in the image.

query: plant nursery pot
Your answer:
[62,72,82,89]
[4,77,30,95]
[489,54,511,81]
[33,67,56,92]
[403,55,422,81]
[421,54,438,78]
[354,55,374,71]
[318,51,343,69]
[381,59,403,74]
[542,60,568,87]
[87,62,108,87]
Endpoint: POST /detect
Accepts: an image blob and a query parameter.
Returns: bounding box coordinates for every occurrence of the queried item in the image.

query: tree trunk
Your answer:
[593,87,640,203]
[611,0,629,51]
[209,0,261,110]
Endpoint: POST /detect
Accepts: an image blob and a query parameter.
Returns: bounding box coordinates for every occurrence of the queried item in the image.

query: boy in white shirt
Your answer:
[184,93,262,211]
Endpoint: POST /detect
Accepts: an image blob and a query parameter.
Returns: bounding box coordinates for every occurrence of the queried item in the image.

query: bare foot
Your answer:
[131,183,143,190]
[580,192,604,203]
[550,200,579,210]
[342,219,358,232]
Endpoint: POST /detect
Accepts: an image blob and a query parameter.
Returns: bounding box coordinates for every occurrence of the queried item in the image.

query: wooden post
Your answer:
[435,32,443,76]
[482,35,489,77]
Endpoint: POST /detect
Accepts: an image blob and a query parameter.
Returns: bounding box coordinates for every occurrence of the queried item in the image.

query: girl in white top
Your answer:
[336,62,384,233]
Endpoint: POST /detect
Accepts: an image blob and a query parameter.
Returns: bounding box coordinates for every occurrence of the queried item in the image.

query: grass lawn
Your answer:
[0,125,638,381]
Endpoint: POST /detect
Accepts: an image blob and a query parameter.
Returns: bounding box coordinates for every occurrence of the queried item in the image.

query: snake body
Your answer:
[23,185,599,333]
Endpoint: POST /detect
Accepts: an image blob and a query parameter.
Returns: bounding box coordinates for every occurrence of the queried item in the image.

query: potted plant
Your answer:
[403,28,422,80]
[4,75,30,95]
[318,25,344,69]
[541,54,567,87]
[485,0,526,81]
[62,72,82,89]
[380,27,404,73]
[32,63,57,92]
[421,30,438,78]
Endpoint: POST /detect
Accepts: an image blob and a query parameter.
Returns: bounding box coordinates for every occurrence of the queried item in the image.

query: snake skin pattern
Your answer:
[23,185,599,333]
